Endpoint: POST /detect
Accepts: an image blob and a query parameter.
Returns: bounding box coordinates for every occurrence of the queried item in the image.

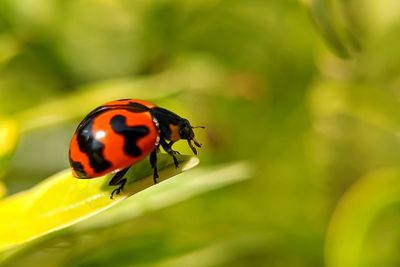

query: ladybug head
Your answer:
[178,119,204,155]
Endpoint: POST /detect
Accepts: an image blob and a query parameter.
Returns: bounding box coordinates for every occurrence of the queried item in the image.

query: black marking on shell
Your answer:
[76,116,112,173]
[126,102,151,112]
[110,115,150,157]
[70,160,87,178]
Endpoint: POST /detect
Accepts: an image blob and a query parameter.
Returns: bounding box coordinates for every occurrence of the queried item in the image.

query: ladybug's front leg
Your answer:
[109,167,129,199]
[160,139,180,168]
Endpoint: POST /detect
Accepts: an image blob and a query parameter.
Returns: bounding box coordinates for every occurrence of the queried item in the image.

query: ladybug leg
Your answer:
[109,167,129,199]
[150,149,159,184]
[160,139,179,168]
[187,140,197,155]
[169,141,180,155]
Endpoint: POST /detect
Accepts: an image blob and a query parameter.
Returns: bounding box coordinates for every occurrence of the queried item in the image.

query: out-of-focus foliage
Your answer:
[0,119,18,180]
[326,168,400,267]
[1,0,400,266]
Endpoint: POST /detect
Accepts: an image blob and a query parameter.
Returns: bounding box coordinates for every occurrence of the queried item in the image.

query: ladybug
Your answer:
[69,99,202,199]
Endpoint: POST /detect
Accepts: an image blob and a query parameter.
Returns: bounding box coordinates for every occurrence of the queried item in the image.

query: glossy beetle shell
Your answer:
[69,100,159,178]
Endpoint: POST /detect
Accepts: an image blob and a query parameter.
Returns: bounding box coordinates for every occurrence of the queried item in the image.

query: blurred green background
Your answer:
[1,0,400,266]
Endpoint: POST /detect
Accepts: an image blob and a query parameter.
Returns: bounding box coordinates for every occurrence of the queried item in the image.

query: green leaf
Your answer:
[325,168,400,267]
[0,161,252,266]
[74,161,251,231]
[0,154,198,252]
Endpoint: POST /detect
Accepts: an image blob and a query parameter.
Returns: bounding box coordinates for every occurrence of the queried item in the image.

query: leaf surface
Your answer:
[0,154,198,252]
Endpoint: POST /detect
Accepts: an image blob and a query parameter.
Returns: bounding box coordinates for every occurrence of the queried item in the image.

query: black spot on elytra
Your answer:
[70,160,87,178]
[106,101,150,113]
[77,118,112,173]
[126,102,151,112]
[110,115,150,157]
